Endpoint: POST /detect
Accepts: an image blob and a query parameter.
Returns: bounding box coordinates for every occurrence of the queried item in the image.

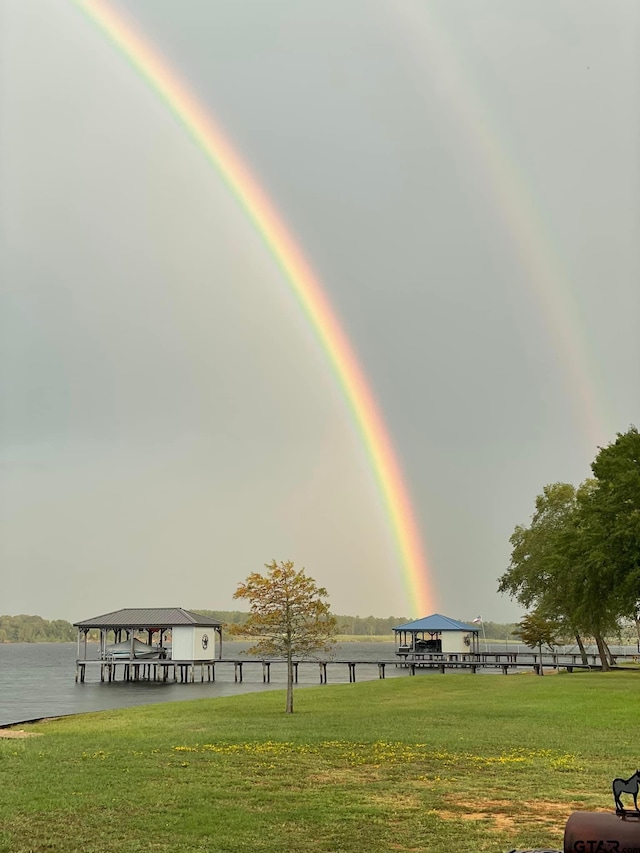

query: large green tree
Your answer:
[498,482,596,664]
[498,427,640,671]
[587,426,640,622]
[231,560,337,713]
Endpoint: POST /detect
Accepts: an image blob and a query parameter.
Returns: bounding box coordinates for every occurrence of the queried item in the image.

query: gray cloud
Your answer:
[1,0,638,622]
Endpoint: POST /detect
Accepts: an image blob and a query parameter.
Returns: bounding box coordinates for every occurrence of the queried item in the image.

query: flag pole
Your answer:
[473,616,488,653]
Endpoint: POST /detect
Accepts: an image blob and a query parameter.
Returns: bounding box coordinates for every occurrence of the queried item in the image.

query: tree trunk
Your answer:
[538,642,544,675]
[594,631,610,671]
[603,639,616,667]
[575,633,588,666]
[633,610,640,653]
[286,651,294,714]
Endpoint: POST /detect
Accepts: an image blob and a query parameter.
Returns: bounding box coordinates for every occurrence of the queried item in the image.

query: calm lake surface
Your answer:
[2,640,632,727]
[0,641,405,726]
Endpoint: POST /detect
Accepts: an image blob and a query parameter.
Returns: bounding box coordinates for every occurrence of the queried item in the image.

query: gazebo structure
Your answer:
[74,607,224,673]
[393,614,480,659]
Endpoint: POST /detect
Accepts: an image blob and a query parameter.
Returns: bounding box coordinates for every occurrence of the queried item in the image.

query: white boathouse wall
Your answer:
[172,626,215,661]
[442,631,473,654]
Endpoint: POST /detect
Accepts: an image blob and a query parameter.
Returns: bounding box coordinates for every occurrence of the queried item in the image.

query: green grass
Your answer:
[1,671,638,852]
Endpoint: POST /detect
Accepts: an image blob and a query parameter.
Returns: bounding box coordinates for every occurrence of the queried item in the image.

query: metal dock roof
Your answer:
[73,608,222,629]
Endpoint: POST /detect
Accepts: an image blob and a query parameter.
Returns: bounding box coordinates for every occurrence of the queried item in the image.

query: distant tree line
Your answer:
[498,426,640,670]
[0,612,525,643]
[474,621,519,641]
[333,615,407,636]
[0,615,76,643]
[196,610,408,636]
[196,611,522,639]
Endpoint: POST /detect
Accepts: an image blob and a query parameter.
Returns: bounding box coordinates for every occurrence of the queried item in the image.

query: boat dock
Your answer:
[72,609,638,686]
[75,650,636,684]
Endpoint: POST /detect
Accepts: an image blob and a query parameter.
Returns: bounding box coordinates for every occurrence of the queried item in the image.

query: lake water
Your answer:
[2,641,633,727]
[0,641,406,726]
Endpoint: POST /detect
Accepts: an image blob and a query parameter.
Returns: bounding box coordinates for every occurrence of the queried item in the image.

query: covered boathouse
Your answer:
[394,614,480,658]
[73,607,223,682]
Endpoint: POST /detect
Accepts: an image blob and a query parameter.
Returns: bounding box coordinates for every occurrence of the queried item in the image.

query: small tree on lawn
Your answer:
[231,560,337,713]
[514,611,561,675]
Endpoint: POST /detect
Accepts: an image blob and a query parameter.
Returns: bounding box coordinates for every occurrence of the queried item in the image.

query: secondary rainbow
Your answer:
[382,3,608,451]
[75,0,435,615]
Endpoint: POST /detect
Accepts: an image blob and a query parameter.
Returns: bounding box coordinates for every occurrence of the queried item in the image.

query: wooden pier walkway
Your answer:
[75,650,630,684]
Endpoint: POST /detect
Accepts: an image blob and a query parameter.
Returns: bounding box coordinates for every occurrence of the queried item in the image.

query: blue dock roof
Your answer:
[393,613,478,633]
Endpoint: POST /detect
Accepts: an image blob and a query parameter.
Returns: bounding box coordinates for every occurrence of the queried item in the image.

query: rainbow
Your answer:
[74,0,435,616]
[382,3,608,451]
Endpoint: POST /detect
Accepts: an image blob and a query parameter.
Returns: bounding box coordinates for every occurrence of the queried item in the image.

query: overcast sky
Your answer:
[1,0,638,623]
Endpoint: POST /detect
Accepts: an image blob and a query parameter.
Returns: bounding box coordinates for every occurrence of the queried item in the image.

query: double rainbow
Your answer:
[74,0,435,616]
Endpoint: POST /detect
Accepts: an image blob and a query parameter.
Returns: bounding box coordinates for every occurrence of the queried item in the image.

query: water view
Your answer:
[4,639,631,728]
[0,641,406,727]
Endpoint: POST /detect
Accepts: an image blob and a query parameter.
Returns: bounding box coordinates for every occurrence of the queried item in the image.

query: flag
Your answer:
[472,616,482,624]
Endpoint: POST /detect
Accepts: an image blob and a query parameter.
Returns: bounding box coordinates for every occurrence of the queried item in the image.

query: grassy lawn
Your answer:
[0,671,638,853]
